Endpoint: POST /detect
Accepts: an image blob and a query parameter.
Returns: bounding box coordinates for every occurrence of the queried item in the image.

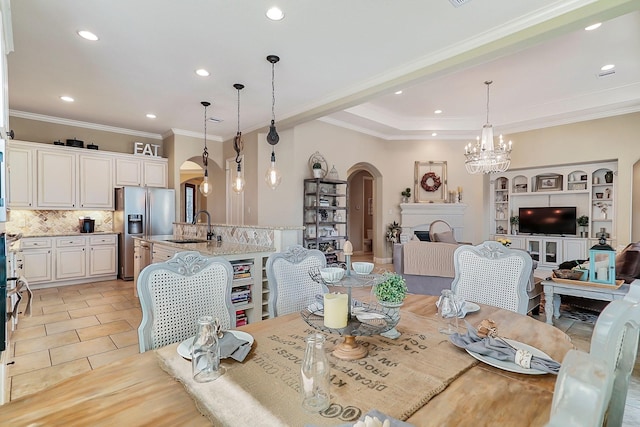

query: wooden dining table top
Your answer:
[2,293,574,426]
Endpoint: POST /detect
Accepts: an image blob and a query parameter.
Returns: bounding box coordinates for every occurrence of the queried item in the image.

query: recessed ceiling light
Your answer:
[585,23,602,31]
[266,7,285,21]
[601,64,615,71]
[195,69,210,77]
[394,90,403,95]
[77,30,99,41]
[146,113,156,119]
[60,96,74,102]
[434,109,442,114]
[431,132,438,137]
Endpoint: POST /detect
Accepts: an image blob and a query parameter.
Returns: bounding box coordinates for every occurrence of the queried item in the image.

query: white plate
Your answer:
[465,338,550,375]
[460,302,480,317]
[177,330,254,360]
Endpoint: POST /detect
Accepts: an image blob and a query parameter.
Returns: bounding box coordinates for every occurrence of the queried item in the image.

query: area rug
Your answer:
[558,305,600,325]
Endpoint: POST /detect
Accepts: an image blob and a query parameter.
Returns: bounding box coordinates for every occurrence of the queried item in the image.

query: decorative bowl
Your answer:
[352,262,374,275]
[553,269,586,281]
[320,267,345,284]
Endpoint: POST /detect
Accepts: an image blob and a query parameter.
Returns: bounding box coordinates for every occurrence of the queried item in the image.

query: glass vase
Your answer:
[437,290,460,335]
[192,316,225,382]
[300,333,331,412]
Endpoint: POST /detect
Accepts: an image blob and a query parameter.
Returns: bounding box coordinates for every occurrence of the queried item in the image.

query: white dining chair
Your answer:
[546,280,640,427]
[137,251,235,353]
[451,241,532,314]
[265,245,329,317]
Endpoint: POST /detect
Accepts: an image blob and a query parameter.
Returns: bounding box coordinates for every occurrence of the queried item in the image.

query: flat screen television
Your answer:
[518,207,577,236]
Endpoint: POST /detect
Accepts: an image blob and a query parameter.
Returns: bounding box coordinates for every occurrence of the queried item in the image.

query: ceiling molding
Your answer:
[165,128,224,142]
[9,110,163,140]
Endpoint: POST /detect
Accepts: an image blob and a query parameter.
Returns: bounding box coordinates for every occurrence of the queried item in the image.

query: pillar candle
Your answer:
[597,267,608,281]
[323,293,348,329]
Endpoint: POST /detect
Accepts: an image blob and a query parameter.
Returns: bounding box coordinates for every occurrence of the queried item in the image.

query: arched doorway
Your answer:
[179,158,205,223]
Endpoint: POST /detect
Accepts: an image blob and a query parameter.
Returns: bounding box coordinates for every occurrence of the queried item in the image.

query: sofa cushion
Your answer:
[433,230,457,243]
[616,246,640,283]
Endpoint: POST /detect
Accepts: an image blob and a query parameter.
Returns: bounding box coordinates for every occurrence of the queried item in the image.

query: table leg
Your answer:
[553,294,561,319]
[544,287,554,324]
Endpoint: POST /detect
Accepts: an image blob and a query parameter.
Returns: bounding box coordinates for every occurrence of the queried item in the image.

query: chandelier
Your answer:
[464,81,512,174]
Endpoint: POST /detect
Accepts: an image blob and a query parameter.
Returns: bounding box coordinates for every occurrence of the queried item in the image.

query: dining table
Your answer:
[2,292,574,426]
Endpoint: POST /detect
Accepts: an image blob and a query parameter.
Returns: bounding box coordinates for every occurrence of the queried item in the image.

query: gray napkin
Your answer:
[449,323,561,374]
[219,332,251,362]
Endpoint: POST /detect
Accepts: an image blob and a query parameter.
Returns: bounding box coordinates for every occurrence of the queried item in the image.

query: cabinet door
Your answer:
[79,154,114,209]
[37,150,77,208]
[564,239,587,261]
[23,249,53,283]
[89,245,117,276]
[56,246,87,279]
[143,160,168,187]
[7,145,34,208]
[115,157,142,186]
[152,246,176,263]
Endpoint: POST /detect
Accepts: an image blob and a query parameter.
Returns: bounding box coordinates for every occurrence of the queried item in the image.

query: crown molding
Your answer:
[165,128,224,142]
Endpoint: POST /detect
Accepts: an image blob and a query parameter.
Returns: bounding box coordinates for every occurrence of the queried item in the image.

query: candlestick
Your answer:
[323,293,348,329]
[343,240,353,256]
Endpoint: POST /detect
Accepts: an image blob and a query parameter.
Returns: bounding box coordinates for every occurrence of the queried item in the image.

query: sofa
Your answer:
[393,241,542,314]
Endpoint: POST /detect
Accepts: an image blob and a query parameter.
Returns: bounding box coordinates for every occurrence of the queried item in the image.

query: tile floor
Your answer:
[4,259,640,425]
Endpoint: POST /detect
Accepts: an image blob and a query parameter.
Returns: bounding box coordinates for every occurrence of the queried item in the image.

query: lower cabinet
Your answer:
[21,234,118,287]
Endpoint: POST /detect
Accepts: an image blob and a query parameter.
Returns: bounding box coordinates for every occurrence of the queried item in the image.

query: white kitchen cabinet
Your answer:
[115,156,167,188]
[143,160,168,187]
[79,154,114,209]
[7,143,34,208]
[55,237,87,280]
[37,149,77,208]
[88,234,117,276]
[21,237,53,284]
[115,157,142,186]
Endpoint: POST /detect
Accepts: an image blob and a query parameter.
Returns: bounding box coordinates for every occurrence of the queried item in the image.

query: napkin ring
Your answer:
[514,349,533,369]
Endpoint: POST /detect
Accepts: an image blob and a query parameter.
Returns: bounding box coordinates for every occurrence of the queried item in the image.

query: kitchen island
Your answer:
[133,235,275,325]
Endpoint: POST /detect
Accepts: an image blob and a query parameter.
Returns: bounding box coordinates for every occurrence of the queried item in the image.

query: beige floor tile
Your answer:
[110,329,139,348]
[41,300,89,314]
[111,299,141,310]
[33,297,65,308]
[10,324,46,342]
[68,303,116,319]
[85,295,127,307]
[97,307,143,324]
[76,320,132,342]
[50,336,117,365]
[17,311,71,329]
[77,287,107,296]
[32,287,59,296]
[14,330,79,356]
[7,349,51,377]
[10,358,92,400]
[126,314,143,330]
[45,316,100,335]
[88,345,140,369]
[59,292,109,302]
[101,289,135,298]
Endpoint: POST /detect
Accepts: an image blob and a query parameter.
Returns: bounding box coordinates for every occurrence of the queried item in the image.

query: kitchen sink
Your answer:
[164,239,208,244]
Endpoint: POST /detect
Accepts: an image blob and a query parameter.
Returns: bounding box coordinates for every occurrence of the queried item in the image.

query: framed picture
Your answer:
[414,161,447,203]
[535,174,563,191]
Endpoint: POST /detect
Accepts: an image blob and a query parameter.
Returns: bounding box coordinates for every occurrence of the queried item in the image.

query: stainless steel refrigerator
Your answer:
[114,187,175,280]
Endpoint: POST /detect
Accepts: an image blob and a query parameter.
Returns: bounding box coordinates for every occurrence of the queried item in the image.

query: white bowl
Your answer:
[320,267,345,284]
[352,262,374,275]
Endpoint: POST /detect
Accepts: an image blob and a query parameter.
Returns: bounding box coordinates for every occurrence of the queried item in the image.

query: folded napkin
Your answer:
[435,293,468,318]
[219,332,251,362]
[449,323,561,374]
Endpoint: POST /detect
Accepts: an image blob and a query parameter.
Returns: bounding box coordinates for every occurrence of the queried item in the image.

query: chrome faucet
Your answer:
[193,210,214,240]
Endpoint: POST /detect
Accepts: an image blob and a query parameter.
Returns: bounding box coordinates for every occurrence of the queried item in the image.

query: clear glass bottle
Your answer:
[437,289,460,335]
[300,333,331,412]
[192,316,225,382]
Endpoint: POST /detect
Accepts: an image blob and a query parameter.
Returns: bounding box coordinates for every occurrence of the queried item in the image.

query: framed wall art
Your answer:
[535,174,563,192]
[414,161,448,203]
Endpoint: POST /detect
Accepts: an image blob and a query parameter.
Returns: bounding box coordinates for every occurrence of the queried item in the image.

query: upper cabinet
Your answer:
[8,140,168,210]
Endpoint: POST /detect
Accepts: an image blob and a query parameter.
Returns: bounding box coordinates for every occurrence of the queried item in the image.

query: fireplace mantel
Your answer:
[400,203,467,241]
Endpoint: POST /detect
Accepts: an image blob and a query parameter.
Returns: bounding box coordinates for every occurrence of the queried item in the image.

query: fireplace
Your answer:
[399,203,466,242]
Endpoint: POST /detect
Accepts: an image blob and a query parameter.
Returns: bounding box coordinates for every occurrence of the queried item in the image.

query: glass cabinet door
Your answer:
[545,240,558,263]
[527,240,540,261]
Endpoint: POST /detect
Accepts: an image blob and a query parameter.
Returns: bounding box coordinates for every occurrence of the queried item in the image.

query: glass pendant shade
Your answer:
[265,151,282,190]
[232,164,245,193]
[200,169,213,197]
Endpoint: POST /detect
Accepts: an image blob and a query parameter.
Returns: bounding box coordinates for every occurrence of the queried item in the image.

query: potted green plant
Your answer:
[577,215,589,237]
[510,215,519,234]
[374,272,408,306]
[401,187,411,203]
[312,162,323,178]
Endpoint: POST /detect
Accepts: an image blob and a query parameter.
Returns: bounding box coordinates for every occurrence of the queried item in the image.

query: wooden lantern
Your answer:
[588,237,616,285]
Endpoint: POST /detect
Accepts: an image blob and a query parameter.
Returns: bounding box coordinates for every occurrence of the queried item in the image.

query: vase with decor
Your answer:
[401,187,411,203]
[312,162,323,178]
[374,272,407,339]
[577,215,589,238]
[604,170,614,183]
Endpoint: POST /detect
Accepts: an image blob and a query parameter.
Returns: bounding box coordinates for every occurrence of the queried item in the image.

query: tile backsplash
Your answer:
[6,210,113,235]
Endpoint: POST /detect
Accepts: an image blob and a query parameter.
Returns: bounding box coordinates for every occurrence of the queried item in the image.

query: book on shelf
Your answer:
[233,272,252,279]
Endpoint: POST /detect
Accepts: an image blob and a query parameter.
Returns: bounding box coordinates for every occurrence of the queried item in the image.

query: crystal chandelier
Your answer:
[464,81,512,174]
[232,83,245,193]
[199,101,213,196]
[265,55,282,190]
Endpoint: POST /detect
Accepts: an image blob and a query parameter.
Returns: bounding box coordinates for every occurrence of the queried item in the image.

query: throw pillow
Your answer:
[434,230,457,243]
[616,248,640,283]
[414,231,430,241]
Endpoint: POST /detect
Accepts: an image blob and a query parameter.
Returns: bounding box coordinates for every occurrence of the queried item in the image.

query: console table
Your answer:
[542,279,629,324]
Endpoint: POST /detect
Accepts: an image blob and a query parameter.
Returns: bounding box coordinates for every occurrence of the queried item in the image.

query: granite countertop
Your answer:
[174,222,304,230]
[136,235,274,256]
[20,231,120,238]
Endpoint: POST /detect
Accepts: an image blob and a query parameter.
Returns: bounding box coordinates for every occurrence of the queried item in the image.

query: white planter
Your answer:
[313,169,323,178]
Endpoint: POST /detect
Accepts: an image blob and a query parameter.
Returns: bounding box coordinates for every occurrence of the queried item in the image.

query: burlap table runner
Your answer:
[157,310,477,426]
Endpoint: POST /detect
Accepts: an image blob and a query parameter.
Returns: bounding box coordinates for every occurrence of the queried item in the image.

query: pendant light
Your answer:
[232,83,246,193]
[265,54,282,190]
[199,101,214,196]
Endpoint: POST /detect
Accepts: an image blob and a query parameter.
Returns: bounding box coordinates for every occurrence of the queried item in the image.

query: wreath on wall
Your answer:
[420,172,442,192]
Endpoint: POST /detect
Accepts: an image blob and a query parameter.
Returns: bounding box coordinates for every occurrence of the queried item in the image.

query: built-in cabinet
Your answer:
[490,160,616,269]
[21,234,118,287]
[7,140,168,210]
[303,178,349,264]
